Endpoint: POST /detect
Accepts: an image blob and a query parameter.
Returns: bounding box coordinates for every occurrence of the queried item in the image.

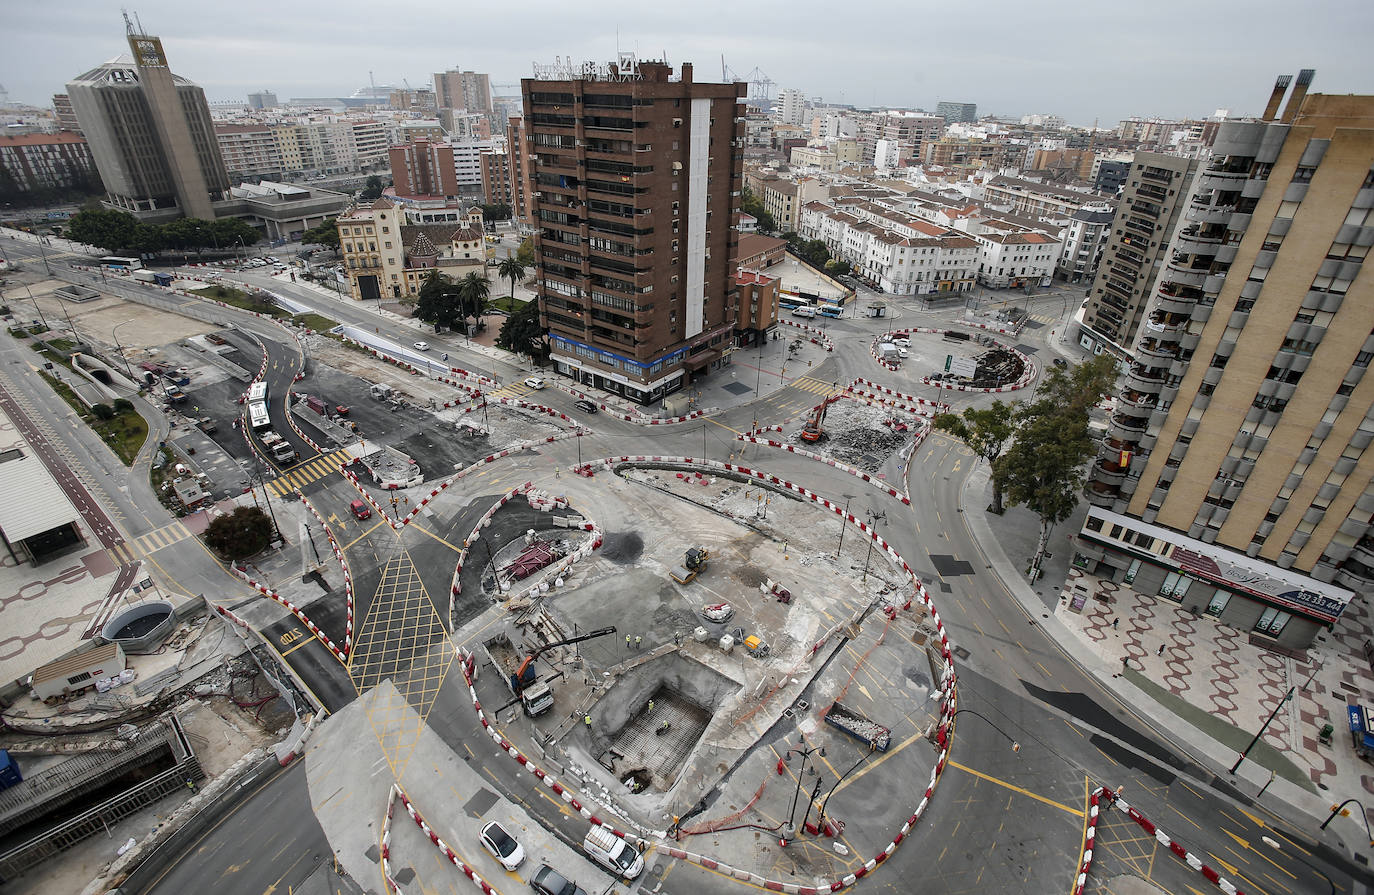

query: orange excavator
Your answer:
[801,394,843,442]
[512,626,618,688]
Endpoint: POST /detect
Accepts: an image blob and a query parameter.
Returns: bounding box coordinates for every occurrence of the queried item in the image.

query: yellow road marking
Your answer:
[702,416,741,436]
[948,761,1083,817]
[280,634,316,658]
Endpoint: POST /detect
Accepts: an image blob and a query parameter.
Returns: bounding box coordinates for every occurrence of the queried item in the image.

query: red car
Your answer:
[349,499,371,520]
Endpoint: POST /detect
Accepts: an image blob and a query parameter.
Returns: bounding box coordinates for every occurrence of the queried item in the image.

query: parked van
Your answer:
[582,825,643,879]
[791,305,817,318]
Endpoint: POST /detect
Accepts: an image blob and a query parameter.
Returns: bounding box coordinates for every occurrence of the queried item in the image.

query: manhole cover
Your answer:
[953,645,971,660]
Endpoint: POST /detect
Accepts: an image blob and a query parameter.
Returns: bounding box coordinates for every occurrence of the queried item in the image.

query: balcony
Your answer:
[1094,458,1128,483]
[1119,390,1159,411]
[1185,202,1236,226]
[1175,229,1222,255]
[1126,364,1168,390]
[1109,413,1150,438]
[1085,478,1122,507]
[1137,339,1179,362]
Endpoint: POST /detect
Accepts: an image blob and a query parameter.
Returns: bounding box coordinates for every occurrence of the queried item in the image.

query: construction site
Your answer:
[455,453,946,870]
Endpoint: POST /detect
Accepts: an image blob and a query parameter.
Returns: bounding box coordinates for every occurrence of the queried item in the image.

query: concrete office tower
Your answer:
[1078,152,1200,354]
[778,88,806,126]
[1077,71,1374,649]
[524,56,745,404]
[935,101,977,124]
[66,30,228,219]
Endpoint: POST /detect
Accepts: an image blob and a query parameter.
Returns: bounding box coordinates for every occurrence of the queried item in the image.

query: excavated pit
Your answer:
[595,653,738,794]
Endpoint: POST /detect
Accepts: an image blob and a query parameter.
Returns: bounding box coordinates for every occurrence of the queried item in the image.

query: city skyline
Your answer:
[4,0,1372,125]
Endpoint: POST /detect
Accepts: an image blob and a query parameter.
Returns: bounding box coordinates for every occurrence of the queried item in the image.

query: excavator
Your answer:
[801,393,843,442]
[512,626,617,688]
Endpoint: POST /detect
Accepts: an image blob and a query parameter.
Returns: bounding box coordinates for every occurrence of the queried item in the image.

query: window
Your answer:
[1204,591,1230,617]
[1159,572,1190,601]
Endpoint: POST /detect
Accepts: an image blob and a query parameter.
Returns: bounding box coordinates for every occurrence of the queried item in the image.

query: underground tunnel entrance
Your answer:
[594,654,738,794]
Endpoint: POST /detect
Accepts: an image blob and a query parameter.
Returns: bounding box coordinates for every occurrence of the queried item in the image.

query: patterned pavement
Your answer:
[1059,569,1374,794]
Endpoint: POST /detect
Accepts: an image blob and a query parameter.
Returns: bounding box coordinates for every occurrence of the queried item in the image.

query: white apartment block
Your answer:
[968,221,1058,289]
[778,88,806,126]
[452,138,495,188]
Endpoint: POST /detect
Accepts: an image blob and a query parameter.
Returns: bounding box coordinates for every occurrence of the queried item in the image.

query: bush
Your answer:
[112,398,134,414]
[90,403,115,420]
[203,506,274,559]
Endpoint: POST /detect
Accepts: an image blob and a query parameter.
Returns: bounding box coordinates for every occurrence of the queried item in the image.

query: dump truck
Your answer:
[483,633,555,716]
[670,546,710,584]
[260,431,298,465]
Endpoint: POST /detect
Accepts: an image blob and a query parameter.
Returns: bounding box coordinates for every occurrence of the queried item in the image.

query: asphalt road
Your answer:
[4,234,1366,893]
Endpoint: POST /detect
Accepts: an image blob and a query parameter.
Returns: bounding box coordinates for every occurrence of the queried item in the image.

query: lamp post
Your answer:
[834,495,854,559]
[779,741,825,845]
[1320,797,1374,847]
[1261,836,1334,894]
[943,708,1021,753]
[111,319,137,383]
[21,282,49,333]
[816,740,877,833]
[1230,685,1294,775]
[860,509,886,585]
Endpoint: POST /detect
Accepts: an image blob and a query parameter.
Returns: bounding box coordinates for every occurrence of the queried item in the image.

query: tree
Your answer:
[301,218,340,252]
[456,271,491,333]
[67,209,142,253]
[204,506,273,559]
[413,270,461,330]
[481,204,511,225]
[825,258,852,276]
[210,218,262,254]
[516,236,535,267]
[112,398,135,414]
[933,400,1015,513]
[740,185,777,233]
[359,175,385,202]
[497,298,545,357]
[497,256,526,301]
[990,353,1121,576]
[90,403,115,420]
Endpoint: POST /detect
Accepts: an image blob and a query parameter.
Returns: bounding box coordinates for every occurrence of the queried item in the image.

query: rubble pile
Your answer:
[787,400,913,471]
[970,347,1025,388]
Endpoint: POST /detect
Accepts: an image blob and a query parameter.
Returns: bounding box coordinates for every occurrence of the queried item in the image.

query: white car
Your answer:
[479,821,526,871]
[891,337,910,347]
[414,341,429,351]
[524,376,546,389]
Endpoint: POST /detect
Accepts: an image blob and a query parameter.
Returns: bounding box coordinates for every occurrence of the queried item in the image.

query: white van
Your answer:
[791,306,817,318]
[582,825,643,879]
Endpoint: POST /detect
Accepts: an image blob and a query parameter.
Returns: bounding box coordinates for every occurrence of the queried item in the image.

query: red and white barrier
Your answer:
[298,491,355,657]
[779,318,835,352]
[1109,791,1247,895]
[446,453,961,894]
[732,437,913,506]
[231,565,347,663]
[386,783,503,895]
[850,378,951,412]
[1072,786,1110,895]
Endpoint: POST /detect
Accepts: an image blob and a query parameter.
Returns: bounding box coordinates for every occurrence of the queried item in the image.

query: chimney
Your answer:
[1280,69,1316,123]
[1262,74,1292,121]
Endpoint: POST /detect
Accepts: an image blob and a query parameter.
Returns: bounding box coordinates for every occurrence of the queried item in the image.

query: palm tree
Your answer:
[497,256,527,305]
[456,271,492,334]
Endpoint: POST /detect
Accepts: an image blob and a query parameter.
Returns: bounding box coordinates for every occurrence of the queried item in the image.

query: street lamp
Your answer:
[834,495,854,559]
[111,319,137,383]
[1262,836,1334,894]
[941,708,1021,753]
[1320,797,1374,847]
[1230,685,1294,775]
[778,741,825,845]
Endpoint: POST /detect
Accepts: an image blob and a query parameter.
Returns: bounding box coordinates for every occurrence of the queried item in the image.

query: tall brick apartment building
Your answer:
[523,57,745,404]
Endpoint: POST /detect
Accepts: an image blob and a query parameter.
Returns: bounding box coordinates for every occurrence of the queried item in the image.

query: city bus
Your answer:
[818,304,843,318]
[99,256,143,270]
[247,401,271,432]
[778,296,803,310]
[247,381,268,404]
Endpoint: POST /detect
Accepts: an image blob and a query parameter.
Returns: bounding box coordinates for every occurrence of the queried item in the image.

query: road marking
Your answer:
[1068,777,1090,895]
[948,761,1083,817]
[280,633,316,657]
[702,416,740,436]
[1222,829,1296,879]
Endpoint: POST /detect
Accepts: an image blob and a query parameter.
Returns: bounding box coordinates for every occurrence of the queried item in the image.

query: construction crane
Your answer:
[512,626,617,687]
[720,57,775,105]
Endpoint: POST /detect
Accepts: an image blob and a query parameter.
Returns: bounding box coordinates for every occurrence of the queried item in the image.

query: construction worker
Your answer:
[584,714,592,728]
[647,699,654,715]
[634,635,642,649]
[626,634,631,650]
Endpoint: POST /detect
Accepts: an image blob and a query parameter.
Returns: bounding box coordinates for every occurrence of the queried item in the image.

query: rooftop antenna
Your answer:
[122,9,135,35]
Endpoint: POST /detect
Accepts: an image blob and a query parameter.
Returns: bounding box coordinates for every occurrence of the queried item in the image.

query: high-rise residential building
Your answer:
[1076,71,1374,649]
[214,123,284,180]
[1057,200,1115,284]
[247,90,278,110]
[936,101,977,124]
[66,28,229,219]
[0,133,100,195]
[51,94,81,134]
[479,149,512,207]
[389,137,459,199]
[506,114,534,233]
[434,69,492,116]
[1077,152,1200,354]
[778,88,806,126]
[525,57,745,404]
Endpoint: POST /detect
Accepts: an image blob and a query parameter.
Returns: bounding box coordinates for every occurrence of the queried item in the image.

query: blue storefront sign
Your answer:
[1348,703,1366,733]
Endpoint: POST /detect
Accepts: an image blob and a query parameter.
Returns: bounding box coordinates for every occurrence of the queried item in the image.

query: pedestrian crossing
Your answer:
[107,521,193,564]
[489,382,535,400]
[267,453,341,497]
[1028,313,1057,325]
[789,376,845,397]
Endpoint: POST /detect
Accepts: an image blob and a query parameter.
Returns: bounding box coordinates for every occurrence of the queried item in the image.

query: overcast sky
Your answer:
[6,1,1371,126]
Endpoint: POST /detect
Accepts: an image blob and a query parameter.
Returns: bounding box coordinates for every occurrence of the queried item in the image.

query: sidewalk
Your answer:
[961,460,1374,857]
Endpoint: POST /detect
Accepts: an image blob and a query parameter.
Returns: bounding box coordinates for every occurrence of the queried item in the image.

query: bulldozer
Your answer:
[670,546,710,584]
